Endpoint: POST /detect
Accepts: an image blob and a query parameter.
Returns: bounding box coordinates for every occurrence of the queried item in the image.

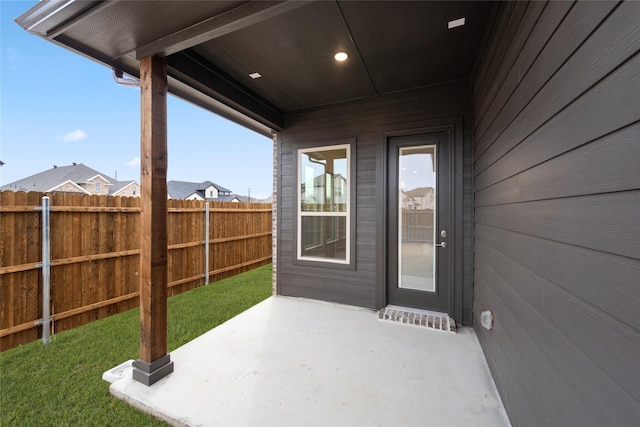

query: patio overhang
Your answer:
[16,0,496,387]
[15,0,495,136]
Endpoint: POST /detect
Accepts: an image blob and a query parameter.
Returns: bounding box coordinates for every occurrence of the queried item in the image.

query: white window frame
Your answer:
[297,144,350,264]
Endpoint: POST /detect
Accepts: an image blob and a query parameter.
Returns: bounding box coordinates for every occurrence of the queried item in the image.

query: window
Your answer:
[95,182,100,193]
[298,144,350,264]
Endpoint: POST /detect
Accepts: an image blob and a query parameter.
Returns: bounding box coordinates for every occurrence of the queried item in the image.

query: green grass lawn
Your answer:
[0,264,273,426]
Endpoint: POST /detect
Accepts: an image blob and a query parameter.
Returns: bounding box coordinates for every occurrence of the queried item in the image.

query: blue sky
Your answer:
[0,1,273,200]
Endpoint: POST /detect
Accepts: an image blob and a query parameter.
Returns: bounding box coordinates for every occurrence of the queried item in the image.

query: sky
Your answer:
[0,1,273,200]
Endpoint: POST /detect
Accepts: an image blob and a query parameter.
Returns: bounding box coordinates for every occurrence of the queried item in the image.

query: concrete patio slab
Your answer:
[109,296,510,426]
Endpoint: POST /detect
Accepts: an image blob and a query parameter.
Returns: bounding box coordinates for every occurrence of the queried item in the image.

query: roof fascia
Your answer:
[187,192,204,200]
[15,1,103,37]
[135,0,313,60]
[112,181,138,195]
[85,174,114,184]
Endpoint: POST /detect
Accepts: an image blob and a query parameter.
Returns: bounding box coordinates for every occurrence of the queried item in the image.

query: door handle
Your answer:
[435,242,447,248]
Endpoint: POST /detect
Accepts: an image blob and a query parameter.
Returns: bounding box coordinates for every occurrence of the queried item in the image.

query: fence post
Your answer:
[205,203,210,285]
[41,196,51,345]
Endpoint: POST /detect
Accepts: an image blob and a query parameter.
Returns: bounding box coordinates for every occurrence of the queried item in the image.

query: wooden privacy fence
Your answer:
[0,191,272,351]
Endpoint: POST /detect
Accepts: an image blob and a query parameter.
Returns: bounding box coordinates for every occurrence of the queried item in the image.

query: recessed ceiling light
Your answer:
[448,17,465,29]
[249,72,262,79]
[334,52,349,62]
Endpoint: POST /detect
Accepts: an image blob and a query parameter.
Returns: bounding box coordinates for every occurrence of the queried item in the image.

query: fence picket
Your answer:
[0,191,272,350]
[25,191,41,343]
[1,191,17,348]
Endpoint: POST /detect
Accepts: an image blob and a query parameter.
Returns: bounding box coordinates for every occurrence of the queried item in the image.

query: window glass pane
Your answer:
[300,216,347,261]
[300,148,348,212]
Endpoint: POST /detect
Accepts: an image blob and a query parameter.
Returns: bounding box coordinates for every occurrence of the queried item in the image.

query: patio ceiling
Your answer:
[17,0,495,136]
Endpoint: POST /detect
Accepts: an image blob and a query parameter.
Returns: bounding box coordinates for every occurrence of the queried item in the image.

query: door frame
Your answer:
[386,132,452,312]
[376,119,463,321]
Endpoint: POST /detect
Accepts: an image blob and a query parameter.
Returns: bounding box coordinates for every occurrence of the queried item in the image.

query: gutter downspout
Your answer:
[112,69,140,88]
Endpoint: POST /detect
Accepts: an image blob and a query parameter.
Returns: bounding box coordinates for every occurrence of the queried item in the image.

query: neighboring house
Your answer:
[111,180,140,198]
[0,163,140,197]
[300,173,347,211]
[167,180,240,202]
[402,187,434,211]
[17,1,640,425]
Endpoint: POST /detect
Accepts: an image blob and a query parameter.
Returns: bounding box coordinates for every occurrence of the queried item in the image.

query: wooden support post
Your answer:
[132,55,174,386]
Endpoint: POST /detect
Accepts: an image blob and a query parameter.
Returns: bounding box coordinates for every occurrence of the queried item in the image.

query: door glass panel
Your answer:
[398,145,436,292]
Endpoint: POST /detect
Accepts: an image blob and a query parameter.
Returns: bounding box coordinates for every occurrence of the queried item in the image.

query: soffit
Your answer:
[51,1,246,59]
[194,1,493,111]
[16,0,495,134]
[194,1,376,111]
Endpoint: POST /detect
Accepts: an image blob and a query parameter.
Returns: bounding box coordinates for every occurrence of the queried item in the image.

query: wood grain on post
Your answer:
[139,55,169,364]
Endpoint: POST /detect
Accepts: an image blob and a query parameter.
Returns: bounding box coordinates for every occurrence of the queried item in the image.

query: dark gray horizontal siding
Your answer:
[476,0,639,176]
[477,237,640,402]
[476,53,640,190]
[473,1,640,425]
[475,0,616,151]
[473,1,528,113]
[277,128,379,308]
[475,122,640,206]
[476,192,639,258]
[477,224,640,332]
[274,279,375,308]
[277,80,473,321]
[475,245,640,426]
[474,0,549,129]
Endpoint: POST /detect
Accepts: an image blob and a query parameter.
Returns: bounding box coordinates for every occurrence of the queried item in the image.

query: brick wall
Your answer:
[272,132,278,295]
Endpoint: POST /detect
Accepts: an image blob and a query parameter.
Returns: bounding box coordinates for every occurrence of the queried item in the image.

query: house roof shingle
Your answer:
[0,163,117,193]
[111,180,137,194]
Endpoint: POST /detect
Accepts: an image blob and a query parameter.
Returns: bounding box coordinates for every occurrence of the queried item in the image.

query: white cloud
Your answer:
[58,129,88,142]
[126,157,140,167]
